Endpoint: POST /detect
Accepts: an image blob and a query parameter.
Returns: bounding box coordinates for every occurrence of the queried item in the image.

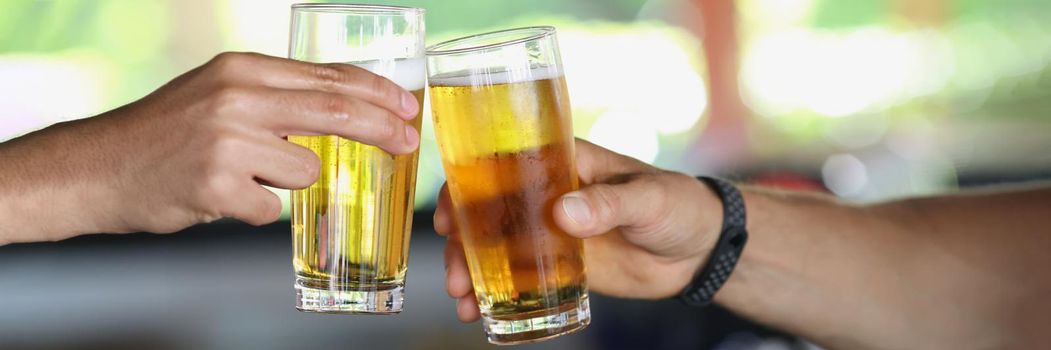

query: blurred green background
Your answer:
[3,0,1050,208]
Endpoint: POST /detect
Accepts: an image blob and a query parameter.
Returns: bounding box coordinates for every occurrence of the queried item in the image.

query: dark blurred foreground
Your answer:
[0,212,810,350]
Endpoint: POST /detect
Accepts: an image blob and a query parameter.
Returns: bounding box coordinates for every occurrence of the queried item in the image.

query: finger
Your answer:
[247,136,321,190]
[220,183,283,226]
[457,295,481,323]
[553,177,666,238]
[573,138,654,183]
[266,88,419,154]
[433,183,457,236]
[208,52,420,119]
[444,240,473,299]
[220,87,419,155]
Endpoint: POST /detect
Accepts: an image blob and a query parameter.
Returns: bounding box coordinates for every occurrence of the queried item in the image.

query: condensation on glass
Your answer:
[288,3,425,314]
[427,26,590,344]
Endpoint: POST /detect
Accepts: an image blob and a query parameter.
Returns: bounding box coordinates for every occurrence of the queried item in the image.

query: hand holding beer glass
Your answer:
[288,4,425,314]
[428,27,590,344]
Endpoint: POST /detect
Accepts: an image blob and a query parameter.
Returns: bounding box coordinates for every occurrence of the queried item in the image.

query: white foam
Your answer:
[354,57,426,91]
[429,65,563,87]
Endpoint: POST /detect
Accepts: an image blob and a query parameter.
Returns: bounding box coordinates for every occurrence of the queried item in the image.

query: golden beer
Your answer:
[430,70,589,343]
[289,58,425,313]
[287,3,425,314]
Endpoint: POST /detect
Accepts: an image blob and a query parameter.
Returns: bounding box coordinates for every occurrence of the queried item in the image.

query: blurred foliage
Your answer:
[2,0,1051,205]
[811,0,886,28]
[289,0,650,35]
[0,2,84,52]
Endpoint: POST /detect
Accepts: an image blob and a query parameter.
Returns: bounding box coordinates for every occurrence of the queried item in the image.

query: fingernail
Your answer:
[404,124,419,149]
[401,91,419,118]
[561,194,592,225]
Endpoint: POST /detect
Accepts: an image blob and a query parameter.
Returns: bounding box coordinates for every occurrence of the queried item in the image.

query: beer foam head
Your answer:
[429,65,563,87]
[354,57,426,91]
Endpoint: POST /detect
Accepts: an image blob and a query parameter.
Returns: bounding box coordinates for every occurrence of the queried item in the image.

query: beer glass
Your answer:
[287,4,425,314]
[427,26,589,344]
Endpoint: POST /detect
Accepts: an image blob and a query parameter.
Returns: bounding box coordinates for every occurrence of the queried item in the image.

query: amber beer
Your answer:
[430,65,590,343]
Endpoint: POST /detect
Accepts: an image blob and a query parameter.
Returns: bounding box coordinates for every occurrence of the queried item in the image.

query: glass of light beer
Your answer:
[287,3,425,314]
[427,26,589,344]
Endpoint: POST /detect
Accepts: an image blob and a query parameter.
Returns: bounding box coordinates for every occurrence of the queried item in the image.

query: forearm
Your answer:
[716,185,1051,349]
[0,118,124,245]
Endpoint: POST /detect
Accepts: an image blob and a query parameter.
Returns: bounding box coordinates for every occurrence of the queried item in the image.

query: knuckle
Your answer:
[211,134,245,161]
[197,134,244,183]
[590,184,622,221]
[370,114,401,142]
[320,95,351,119]
[640,173,676,223]
[209,52,249,79]
[209,52,238,67]
[195,211,223,226]
[370,74,401,102]
[210,87,249,115]
[207,172,238,198]
[195,208,223,226]
[313,63,346,88]
[197,133,229,171]
[257,196,283,225]
[298,151,321,186]
[195,174,234,214]
[244,194,280,226]
[195,191,225,221]
[635,173,665,191]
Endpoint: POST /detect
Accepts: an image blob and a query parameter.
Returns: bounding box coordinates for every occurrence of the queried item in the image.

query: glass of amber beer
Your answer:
[427,26,589,344]
[287,4,425,314]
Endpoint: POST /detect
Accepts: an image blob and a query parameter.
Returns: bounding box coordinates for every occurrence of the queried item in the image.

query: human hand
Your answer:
[1,52,420,239]
[434,139,723,321]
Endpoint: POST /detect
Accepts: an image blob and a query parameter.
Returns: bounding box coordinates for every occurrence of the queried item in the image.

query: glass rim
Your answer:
[291,3,425,15]
[426,26,556,56]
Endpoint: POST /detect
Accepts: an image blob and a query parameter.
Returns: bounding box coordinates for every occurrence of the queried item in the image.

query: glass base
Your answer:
[482,295,591,345]
[294,278,404,314]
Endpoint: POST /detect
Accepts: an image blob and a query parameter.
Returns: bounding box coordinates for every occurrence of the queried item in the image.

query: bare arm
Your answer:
[722,185,1051,349]
[0,117,127,244]
[436,140,1051,349]
[0,52,421,245]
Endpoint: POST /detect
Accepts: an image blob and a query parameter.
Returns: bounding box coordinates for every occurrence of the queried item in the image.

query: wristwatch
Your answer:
[679,176,748,306]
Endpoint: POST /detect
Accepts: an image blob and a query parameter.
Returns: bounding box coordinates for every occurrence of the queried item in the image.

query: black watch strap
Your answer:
[680,176,748,306]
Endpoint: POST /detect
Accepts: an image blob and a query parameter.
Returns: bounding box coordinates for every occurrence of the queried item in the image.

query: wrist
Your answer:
[695,175,727,244]
[710,186,768,304]
[57,116,132,234]
[657,173,724,294]
[679,176,748,306]
[0,119,126,244]
[0,139,76,243]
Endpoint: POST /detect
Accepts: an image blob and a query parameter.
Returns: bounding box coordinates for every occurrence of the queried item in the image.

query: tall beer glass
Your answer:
[288,4,425,314]
[427,26,589,344]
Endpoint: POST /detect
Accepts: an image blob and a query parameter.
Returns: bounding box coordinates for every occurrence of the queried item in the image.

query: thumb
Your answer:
[553,178,665,238]
[574,138,654,183]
